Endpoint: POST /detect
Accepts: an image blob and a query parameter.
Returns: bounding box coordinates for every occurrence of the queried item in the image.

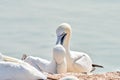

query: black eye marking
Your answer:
[60,33,67,45]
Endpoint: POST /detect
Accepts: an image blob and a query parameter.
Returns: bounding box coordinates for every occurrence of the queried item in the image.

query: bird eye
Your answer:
[60,32,67,37]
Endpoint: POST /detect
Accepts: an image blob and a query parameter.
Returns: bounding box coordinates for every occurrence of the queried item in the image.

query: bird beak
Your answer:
[56,36,61,45]
[56,33,67,45]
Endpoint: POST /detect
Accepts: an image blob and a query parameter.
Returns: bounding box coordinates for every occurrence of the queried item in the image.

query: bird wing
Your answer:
[1,54,22,63]
[24,56,50,72]
[70,51,92,72]
[0,61,47,80]
[0,62,30,80]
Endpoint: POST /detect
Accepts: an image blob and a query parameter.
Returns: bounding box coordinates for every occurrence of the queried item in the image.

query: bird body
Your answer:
[56,23,97,73]
[66,51,92,73]
[53,44,67,74]
[0,53,47,80]
[24,55,57,74]
[24,44,67,74]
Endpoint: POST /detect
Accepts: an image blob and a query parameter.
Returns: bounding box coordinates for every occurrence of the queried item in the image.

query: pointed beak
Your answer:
[56,33,67,45]
[56,36,61,45]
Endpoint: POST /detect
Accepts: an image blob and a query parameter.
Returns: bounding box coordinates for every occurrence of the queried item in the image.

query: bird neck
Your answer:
[63,33,71,53]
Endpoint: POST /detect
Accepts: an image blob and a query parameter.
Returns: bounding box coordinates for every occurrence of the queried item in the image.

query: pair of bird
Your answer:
[0,23,103,80]
[0,45,65,80]
[0,23,66,80]
[23,23,103,74]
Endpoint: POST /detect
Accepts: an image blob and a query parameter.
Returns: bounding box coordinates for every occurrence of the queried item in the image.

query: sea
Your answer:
[0,0,120,73]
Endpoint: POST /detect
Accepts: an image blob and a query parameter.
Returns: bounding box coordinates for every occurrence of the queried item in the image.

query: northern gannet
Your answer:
[56,23,103,73]
[23,44,67,74]
[0,53,47,80]
[53,44,67,74]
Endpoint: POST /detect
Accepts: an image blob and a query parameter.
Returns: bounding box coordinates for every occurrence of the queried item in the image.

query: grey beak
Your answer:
[56,36,61,45]
[56,33,67,45]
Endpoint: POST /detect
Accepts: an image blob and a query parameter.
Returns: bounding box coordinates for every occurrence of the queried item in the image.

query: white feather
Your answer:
[56,23,93,73]
[0,53,46,80]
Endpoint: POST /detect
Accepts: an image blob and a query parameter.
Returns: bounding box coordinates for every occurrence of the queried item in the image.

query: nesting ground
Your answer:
[47,71,120,80]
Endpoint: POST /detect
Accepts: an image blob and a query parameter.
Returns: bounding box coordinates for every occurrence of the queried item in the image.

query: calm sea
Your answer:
[0,0,120,73]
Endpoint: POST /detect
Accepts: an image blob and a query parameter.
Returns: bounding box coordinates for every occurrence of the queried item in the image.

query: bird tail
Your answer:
[92,64,104,68]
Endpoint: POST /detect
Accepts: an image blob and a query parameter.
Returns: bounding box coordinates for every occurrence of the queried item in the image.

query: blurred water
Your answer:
[0,0,120,73]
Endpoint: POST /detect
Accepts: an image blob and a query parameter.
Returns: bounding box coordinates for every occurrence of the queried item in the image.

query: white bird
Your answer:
[0,53,47,80]
[23,44,67,74]
[53,44,67,74]
[56,23,103,73]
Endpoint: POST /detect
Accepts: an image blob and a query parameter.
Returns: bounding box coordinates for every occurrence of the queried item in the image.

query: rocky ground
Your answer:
[47,71,120,80]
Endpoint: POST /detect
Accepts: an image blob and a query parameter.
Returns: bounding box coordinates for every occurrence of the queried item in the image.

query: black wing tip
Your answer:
[92,64,104,68]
